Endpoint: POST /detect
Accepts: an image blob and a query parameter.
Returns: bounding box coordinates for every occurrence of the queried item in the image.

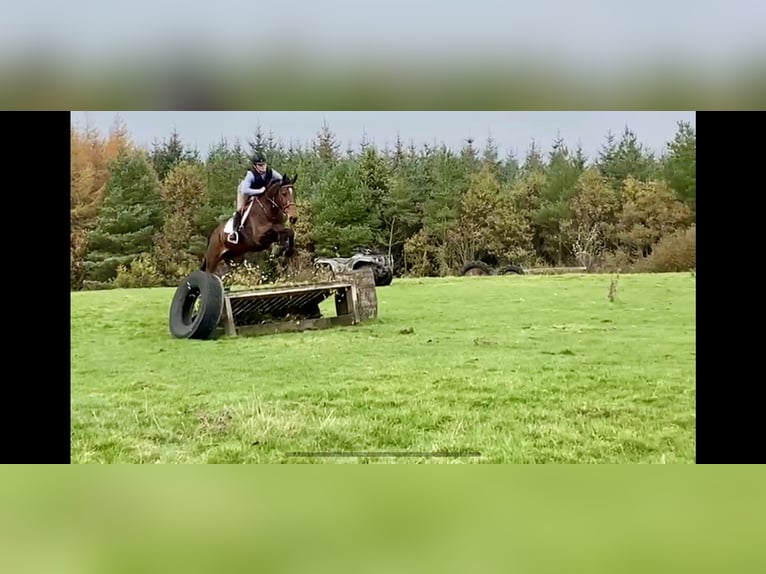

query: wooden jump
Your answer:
[216,268,378,338]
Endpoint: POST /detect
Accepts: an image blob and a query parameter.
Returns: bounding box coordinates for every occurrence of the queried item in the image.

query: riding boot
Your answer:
[228,211,242,243]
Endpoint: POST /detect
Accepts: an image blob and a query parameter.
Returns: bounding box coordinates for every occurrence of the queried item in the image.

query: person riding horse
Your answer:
[229,152,284,244]
[200,172,298,275]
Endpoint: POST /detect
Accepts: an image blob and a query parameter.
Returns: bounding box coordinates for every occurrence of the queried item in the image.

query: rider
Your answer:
[228,152,283,244]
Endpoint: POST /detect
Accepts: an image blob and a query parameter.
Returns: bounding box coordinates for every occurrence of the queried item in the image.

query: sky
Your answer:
[70,111,695,162]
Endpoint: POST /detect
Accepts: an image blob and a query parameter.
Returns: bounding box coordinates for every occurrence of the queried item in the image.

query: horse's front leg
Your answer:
[273,229,293,257]
[271,226,294,258]
[283,228,295,257]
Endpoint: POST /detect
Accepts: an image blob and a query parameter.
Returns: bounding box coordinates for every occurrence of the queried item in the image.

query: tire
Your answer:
[498,264,525,275]
[376,267,393,286]
[168,271,224,340]
[461,261,494,276]
[352,263,380,283]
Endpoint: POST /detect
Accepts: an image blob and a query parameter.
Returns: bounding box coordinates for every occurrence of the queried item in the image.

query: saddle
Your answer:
[225,198,257,244]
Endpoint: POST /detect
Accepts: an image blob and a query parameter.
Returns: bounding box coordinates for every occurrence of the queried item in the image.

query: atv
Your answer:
[314,248,394,286]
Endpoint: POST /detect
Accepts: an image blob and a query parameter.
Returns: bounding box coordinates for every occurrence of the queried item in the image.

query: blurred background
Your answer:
[3,0,765,109]
[2,467,766,574]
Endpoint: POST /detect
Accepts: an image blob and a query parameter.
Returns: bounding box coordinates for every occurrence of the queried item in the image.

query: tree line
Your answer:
[70,117,696,290]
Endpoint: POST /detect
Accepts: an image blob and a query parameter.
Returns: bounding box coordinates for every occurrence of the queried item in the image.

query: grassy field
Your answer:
[71,272,695,463]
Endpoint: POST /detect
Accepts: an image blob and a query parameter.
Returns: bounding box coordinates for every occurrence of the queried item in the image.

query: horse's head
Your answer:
[272,173,298,224]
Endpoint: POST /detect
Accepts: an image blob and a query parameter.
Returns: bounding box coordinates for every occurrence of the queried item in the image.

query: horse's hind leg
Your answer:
[201,234,225,275]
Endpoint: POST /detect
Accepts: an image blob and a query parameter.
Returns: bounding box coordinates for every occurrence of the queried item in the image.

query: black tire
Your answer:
[498,264,525,275]
[376,268,393,286]
[353,262,380,283]
[461,261,494,276]
[168,271,224,340]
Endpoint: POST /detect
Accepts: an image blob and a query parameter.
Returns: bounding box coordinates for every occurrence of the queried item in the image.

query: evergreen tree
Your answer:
[597,126,659,185]
[522,139,545,173]
[663,121,696,212]
[314,120,341,163]
[83,149,163,284]
[359,145,390,194]
[149,126,200,182]
[481,134,500,173]
[498,149,520,185]
[201,138,246,227]
[310,161,380,256]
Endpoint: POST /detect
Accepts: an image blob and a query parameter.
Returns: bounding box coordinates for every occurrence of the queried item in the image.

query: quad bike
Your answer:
[314,248,394,286]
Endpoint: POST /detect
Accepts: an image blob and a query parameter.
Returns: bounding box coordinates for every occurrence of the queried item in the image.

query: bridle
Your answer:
[254,183,296,217]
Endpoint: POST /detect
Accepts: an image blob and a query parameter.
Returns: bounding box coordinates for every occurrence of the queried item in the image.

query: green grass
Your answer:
[71,272,696,463]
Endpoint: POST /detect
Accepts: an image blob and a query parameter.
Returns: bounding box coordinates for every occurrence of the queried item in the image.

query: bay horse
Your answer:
[200,174,299,276]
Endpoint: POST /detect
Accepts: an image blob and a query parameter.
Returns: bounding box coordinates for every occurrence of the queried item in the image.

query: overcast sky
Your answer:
[70,111,695,161]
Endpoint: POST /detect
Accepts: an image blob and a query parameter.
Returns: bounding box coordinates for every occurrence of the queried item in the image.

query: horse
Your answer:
[200,174,299,276]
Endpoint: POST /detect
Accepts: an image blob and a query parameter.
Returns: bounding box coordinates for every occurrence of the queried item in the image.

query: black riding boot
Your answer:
[229,211,242,243]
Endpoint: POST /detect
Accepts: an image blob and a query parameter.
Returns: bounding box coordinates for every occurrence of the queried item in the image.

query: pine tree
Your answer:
[150,126,199,182]
[482,134,500,173]
[522,139,545,173]
[498,149,520,185]
[202,138,246,225]
[392,132,405,169]
[309,161,380,256]
[83,149,164,284]
[459,137,480,175]
[359,145,389,194]
[248,123,268,158]
[597,126,659,185]
[314,120,341,163]
[663,121,696,213]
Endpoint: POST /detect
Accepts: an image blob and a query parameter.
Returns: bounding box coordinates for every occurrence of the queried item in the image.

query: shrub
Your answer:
[634,225,696,272]
[598,248,638,273]
[113,253,166,288]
